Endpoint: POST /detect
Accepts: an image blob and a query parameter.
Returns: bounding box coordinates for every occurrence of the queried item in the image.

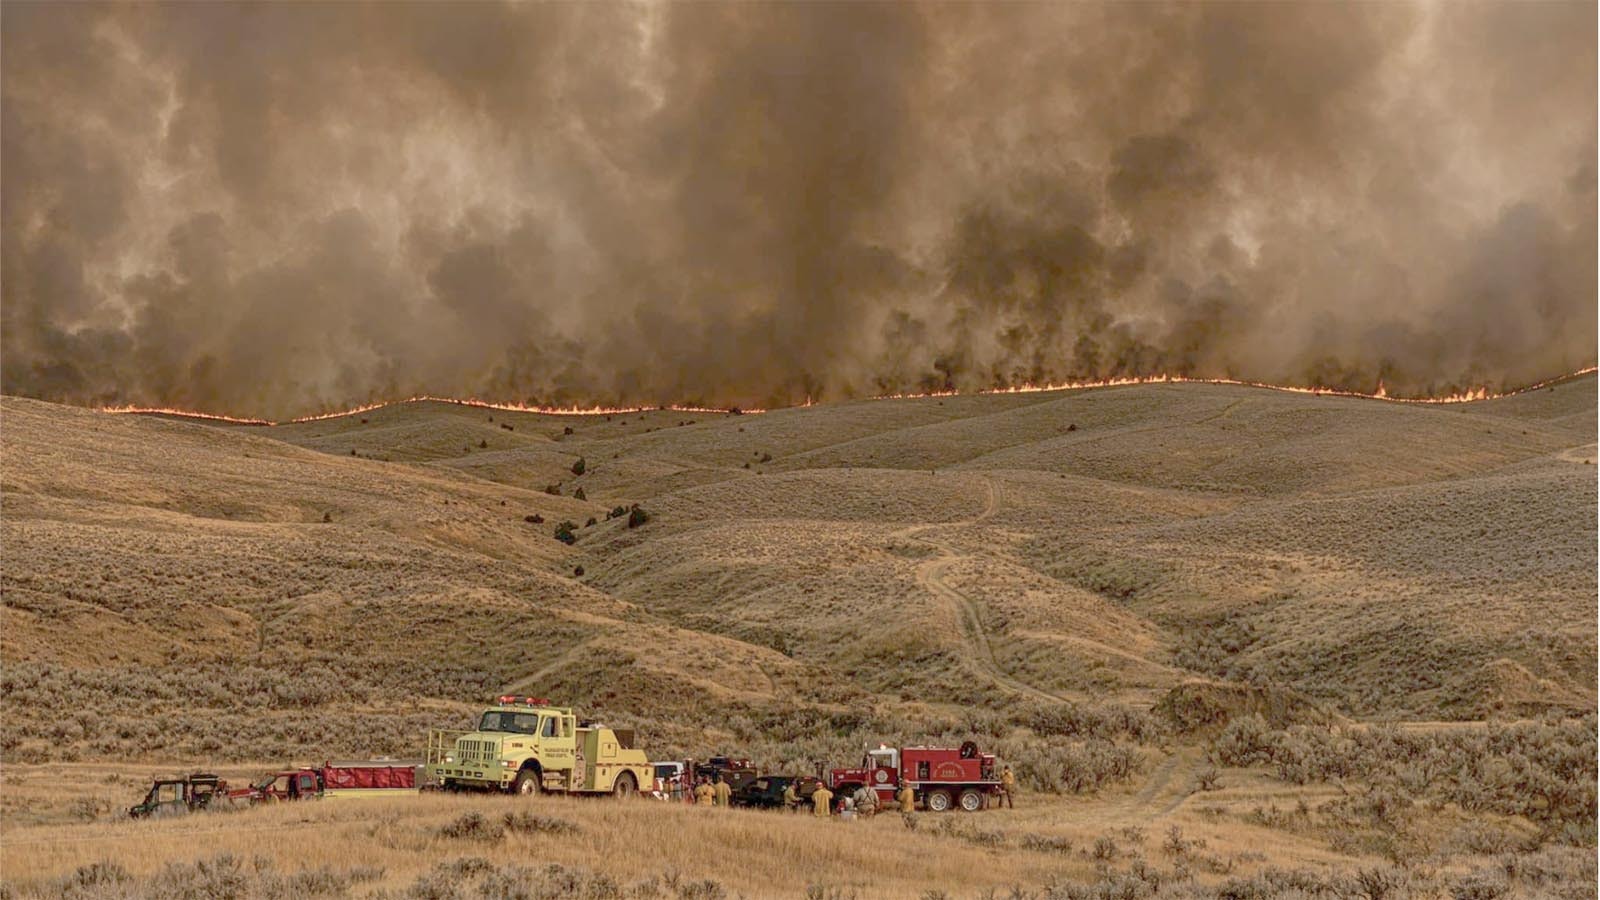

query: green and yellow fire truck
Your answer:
[425,696,651,796]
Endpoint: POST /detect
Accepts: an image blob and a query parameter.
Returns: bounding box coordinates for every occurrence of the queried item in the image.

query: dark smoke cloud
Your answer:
[2,1,1594,417]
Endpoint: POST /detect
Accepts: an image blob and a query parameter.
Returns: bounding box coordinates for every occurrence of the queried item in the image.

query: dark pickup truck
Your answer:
[730,774,823,810]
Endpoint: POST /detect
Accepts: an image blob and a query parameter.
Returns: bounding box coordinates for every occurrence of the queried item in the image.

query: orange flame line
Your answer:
[878,368,1597,405]
[98,395,758,426]
[97,367,1597,426]
[285,395,753,423]
[95,406,276,426]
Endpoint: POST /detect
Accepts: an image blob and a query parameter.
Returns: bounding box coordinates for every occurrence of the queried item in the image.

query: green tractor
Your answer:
[425,696,651,796]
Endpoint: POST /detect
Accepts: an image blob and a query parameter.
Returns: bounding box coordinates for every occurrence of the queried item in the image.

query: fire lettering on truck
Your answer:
[934,762,964,780]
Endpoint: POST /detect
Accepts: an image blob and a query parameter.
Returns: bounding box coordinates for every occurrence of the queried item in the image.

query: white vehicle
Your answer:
[650,761,687,801]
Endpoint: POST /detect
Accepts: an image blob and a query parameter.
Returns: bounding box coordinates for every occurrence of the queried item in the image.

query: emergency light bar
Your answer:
[495,695,550,707]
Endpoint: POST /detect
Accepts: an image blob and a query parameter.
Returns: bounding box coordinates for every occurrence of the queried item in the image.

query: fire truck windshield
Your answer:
[478,711,540,734]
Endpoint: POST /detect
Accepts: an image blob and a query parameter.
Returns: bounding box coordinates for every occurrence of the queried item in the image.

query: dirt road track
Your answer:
[1110,748,1203,823]
[1557,443,1596,464]
[895,476,1204,823]
[896,477,1068,705]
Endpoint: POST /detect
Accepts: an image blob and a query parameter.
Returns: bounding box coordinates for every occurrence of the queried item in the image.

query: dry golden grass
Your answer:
[2,785,1077,898]
[2,750,1592,899]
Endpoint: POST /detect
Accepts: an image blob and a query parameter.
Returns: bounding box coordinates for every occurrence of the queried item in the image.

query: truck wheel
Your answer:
[612,773,637,798]
[925,789,953,812]
[958,789,984,812]
[513,769,541,796]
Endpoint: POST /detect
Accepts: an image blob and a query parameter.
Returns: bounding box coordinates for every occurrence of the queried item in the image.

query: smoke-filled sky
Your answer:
[3,1,1595,417]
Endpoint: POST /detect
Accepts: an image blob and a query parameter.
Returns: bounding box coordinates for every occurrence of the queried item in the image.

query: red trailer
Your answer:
[827,741,1002,812]
[248,760,422,802]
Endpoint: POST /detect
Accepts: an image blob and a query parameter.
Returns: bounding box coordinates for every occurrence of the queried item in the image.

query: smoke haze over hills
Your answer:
[2,1,1595,418]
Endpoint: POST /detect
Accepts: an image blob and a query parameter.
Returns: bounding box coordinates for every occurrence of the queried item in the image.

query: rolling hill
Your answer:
[1,376,1594,768]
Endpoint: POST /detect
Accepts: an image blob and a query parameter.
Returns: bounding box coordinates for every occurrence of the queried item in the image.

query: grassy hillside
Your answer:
[3,379,1594,770]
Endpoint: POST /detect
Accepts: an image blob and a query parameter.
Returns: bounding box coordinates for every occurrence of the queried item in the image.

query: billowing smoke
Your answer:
[3,1,1594,418]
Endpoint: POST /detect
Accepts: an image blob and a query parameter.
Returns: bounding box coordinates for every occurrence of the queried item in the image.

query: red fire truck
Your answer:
[827,741,1002,812]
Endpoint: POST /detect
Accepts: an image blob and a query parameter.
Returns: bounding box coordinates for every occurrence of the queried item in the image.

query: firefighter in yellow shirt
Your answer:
[897,784,915,813]
[782,780,799,812]
[811,783,833,817]
[712,775,732,807]
[694,777,715,806]
[999,766,1016,809]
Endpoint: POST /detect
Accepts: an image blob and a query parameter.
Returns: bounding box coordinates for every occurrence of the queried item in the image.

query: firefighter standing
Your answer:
[897,784,915,813]
[713,775,731,807]
[694,777,714,807]
[782,780,799,812]
[853,785,878,818]
[999,766,1016,809]
[811,783,833,817]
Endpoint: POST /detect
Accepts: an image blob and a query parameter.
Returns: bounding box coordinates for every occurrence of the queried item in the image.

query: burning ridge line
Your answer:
[98,396,751,426]
[98,366,1597,426]
[869,366,1599,406]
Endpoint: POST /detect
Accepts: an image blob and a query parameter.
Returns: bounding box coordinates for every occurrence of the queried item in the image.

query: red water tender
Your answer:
[827,741,1002,812]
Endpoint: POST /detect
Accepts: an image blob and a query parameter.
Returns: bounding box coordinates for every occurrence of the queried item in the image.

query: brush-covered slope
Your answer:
[2,376,1593,763]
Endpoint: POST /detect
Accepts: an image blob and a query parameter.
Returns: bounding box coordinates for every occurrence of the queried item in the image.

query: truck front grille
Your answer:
[457,739,499,765]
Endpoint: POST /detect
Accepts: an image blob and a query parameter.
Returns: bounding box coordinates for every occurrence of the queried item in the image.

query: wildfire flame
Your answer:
[98,395,754,426]
[99,367,1596,426]
[859,367,1594,406]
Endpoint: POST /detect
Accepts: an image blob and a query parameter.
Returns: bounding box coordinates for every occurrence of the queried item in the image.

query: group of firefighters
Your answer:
[691,775,733,807]
[687,767,1018,817]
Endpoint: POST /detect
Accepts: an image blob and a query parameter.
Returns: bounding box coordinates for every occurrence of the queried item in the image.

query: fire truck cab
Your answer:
[828,741,1001,812]
[425,695,651,797]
